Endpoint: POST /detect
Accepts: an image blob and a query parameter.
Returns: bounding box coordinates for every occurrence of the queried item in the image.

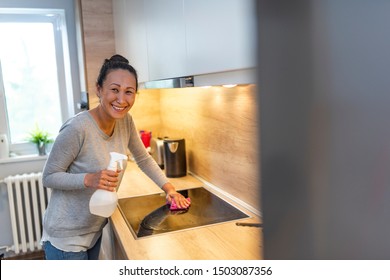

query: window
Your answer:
[0,21,63,143]
[0,8,83,156]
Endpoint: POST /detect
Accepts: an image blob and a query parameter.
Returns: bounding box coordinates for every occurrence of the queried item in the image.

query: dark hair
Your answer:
[96,54,138,91]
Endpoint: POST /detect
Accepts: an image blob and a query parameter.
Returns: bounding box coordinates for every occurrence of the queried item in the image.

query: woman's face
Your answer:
[97,69,137,120]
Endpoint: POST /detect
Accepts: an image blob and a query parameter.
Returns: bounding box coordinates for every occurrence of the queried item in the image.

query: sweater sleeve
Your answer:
[127,116,169,188]
[42,117,86,190]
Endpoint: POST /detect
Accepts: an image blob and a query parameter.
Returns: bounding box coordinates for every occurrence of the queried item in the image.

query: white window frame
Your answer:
[0,8,77,156]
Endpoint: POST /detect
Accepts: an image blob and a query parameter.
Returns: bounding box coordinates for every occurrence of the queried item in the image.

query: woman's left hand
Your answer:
[165,192,191,209]
[162,182,191,209]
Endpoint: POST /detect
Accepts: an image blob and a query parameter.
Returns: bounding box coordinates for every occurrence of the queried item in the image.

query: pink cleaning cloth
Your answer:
[169,197,191,210]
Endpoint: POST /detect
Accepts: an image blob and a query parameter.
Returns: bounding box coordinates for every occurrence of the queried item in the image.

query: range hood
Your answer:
[141,68,256,89]
[143,76,194,89]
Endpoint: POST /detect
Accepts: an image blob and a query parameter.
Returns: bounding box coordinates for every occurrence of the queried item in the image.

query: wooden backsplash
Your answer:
[131,85,261,211]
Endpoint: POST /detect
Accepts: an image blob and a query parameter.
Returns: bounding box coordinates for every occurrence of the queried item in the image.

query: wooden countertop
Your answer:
[111,160,263,260]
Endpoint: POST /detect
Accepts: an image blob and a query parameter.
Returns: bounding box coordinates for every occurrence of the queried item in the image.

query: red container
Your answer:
[140,130,151,148]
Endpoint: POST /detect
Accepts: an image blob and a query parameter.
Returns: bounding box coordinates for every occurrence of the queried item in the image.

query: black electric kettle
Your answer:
[163,138,187,177]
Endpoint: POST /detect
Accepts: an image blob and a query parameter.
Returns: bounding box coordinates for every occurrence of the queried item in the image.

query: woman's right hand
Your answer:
[84,170,120,192]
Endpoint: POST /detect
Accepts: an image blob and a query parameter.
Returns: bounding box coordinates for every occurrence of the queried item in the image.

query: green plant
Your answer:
[27,125,53,145]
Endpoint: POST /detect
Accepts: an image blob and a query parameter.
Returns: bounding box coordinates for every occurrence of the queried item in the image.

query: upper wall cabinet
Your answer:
[184,0,257,75]
[145,0,187,80]
[113,0,150,82]
[113,0,257,82]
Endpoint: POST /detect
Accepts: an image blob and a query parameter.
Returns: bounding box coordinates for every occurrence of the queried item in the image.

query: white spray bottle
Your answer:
[89,152,128,217]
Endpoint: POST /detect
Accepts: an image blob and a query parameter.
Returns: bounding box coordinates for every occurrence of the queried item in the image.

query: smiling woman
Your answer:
[40,55,190,260]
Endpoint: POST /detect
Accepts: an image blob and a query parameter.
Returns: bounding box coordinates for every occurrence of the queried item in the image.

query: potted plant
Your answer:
[27,125,53,156]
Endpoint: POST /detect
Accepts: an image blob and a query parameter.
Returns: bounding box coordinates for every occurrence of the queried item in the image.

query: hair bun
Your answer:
[109,54,129,64]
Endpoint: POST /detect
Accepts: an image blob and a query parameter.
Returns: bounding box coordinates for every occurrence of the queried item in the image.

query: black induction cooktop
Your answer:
[117,187,250,239]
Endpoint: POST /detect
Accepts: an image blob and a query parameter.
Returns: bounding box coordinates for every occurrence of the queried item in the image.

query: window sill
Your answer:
[0,154,48,164]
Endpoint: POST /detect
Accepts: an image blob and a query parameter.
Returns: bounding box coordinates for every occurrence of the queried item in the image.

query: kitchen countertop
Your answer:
[110,160,263,260]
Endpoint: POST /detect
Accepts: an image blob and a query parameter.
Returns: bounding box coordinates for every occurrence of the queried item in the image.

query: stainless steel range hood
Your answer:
[141,68,257,89]
[143,76,194,89]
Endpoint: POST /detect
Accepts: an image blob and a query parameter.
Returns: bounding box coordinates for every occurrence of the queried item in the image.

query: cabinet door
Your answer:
[185,0,257,75]
[112,0,127,57]
[113,0,149,82]
[145,0,187,80]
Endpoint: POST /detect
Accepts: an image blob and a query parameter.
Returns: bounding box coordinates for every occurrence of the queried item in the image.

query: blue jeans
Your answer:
[43,235,102,260]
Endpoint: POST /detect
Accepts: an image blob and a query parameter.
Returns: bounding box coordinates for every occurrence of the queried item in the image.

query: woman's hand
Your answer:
[165,192,191,209]
[162,182,191,209]
[84,170,120,192]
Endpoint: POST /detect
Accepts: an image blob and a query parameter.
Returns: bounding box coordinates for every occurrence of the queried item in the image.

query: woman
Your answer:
[41,54,190,260]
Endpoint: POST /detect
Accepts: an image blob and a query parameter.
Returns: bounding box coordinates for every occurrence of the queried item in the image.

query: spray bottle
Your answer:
[89,152,128,217]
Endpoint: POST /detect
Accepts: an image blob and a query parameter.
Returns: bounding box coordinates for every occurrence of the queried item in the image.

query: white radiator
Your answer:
[3,172,51,255]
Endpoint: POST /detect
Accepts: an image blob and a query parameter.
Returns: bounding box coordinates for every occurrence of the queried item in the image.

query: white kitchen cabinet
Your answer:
[112,0,126,57]
[113,0,149,82]
[184,0,257,75]
[145,0,187,80]
[113,0,256,82]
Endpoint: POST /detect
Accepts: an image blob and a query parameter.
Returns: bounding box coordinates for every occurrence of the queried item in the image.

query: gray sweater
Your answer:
[42,111,168,238]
